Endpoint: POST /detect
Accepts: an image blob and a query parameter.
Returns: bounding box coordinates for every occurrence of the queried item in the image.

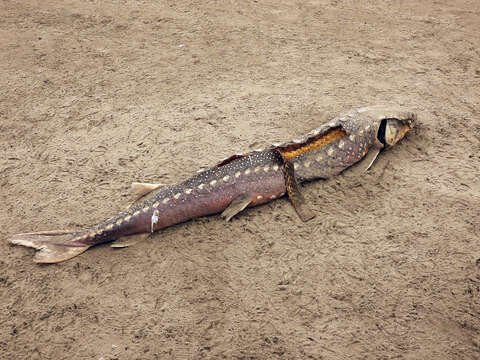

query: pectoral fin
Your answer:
[343,142,384,178]
[221,194,253,222]
[282,159,315,222]
[111,233,150,248]
[363,147,382,172]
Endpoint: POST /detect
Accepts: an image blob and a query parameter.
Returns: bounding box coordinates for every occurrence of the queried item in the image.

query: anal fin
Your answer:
[111,233,150,248]
[221,194,253,222]
[282,159,315,222]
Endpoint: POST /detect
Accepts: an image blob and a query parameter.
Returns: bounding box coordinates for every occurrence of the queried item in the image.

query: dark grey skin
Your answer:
[281,105,416,181]
[9,106,416,263]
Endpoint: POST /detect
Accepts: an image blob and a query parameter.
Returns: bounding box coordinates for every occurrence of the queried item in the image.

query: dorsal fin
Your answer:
[131,182,166,200]
[127,182,168,209]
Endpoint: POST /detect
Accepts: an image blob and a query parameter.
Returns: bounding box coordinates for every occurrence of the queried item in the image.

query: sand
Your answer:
[1,0,479,359]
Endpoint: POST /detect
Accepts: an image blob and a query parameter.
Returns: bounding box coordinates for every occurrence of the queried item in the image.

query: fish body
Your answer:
[81,149,287,246]
[9,106,416,263]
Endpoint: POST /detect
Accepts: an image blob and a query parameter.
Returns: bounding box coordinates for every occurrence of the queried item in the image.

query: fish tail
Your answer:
[9,230,90,263]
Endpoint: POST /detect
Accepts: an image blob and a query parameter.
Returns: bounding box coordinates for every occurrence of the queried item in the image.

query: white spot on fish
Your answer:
[198,183,205,190]
[254,167,261,173]
[327,148,335,156]
[106,224,114,230]
[162,198,170,204]
[151,210,159,233]
[124,215,132,222]
[273,165,279,171]
[316,154,323,162]
[223,175,230,182]
[185,188,192,194]
[153,201,160,207]
[235,172,241,178]
[245,169,251,175]
[293,138,302,144]
[174,193,181,199]
[338,140,345,149]
[257,195,263,200]
[294,162,300,170]
[116,219,123,226]
[142,206,150,213]
[349,134,355,141]
[210,180,217,186]
[263,166,270,172]
[133,211,140,216]
[304,161,311,168]
[270,195,276,199]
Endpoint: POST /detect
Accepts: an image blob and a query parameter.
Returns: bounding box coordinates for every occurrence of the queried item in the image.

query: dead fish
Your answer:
[9,105,416,263]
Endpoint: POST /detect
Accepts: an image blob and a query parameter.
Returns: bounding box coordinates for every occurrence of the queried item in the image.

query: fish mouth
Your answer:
[398,123,412,139]
[405,112,417,129]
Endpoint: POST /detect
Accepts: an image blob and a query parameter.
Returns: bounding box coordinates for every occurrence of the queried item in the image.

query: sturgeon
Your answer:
[9,106,416,263]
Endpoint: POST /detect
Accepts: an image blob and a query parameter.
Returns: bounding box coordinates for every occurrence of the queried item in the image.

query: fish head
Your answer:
[383,115,416,147]
[357,106,417,148]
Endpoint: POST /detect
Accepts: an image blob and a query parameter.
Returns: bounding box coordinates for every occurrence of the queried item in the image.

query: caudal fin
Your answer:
[9,230,90,263]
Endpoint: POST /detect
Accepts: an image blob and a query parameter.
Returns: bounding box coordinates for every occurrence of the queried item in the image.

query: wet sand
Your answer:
[1,1,479,358]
